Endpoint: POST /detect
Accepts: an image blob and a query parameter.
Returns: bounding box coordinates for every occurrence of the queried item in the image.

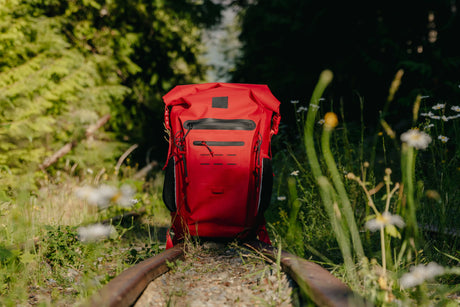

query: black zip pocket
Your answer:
[193,141,245,146]
[184,118,256,130]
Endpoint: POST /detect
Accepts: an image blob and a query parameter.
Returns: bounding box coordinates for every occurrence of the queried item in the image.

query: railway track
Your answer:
[85,240,370,307]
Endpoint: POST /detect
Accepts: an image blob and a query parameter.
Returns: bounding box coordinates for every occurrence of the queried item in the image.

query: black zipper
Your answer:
[184,118,256,130]
[193,141,245,146]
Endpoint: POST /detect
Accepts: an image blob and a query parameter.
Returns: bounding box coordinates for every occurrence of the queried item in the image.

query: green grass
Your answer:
[0,165,170,306]
[267,70,460,306]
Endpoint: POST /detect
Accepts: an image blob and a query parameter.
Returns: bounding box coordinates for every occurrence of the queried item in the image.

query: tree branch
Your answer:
[39,114,111,170]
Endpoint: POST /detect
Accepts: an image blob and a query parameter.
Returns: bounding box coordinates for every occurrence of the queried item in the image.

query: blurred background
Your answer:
[1,0,459,190]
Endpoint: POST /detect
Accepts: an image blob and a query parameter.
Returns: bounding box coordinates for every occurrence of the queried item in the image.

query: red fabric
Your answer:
[165,229,174,250]
[257,225,271,245]
[163,83,280,245]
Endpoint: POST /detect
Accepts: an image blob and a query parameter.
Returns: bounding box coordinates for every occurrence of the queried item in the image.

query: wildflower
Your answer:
[420,111,434,117]
[75,184,136,209]
[89,185,118,209]
[111,184,136,208]
[424,124,434,129]
[432,103,445,110]
[324,112,339,129]
[290,170,300,176]
[296,106,308,113]
[77,224,117,242]
[345,172,356,180]
[442,115,449,122]
[430,115,441,120]
[400,129,432,150]
[451,105,460,112]
[365,212,405,232]
[317,119,325,125]
[425,190,441,201]
[438,135,449,143]
[399,262,445,289]
[290,100,299,104]
[310,103,320,109]
[277,196,287,201]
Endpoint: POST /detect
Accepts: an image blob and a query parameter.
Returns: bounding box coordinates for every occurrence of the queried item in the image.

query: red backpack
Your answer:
[162,83,281,247]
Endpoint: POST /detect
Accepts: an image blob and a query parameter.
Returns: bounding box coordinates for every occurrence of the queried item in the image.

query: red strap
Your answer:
[257,224,271,245]
[165,229,174,249]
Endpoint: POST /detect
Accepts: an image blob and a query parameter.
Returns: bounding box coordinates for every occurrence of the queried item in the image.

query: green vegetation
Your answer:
[0,1,219,305]
[270,70,460,306]
[1,1,459,306]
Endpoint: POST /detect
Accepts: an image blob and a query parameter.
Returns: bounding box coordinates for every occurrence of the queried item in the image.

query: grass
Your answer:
[268,70,460,306]
[0,164,170,306]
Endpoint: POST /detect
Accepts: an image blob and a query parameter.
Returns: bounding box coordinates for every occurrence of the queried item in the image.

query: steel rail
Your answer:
[85,241,371,307]
[84,243,185,307]
[245,240,371,307]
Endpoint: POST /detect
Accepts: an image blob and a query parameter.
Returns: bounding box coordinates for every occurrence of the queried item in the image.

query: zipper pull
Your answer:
[201,141,214,157]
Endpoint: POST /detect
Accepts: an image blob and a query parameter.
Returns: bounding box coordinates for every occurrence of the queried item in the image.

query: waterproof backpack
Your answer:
[162,83,281,247]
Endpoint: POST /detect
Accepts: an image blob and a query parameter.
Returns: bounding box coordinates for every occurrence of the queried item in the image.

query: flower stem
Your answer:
[322,118,365,260]
[401,143,420,248]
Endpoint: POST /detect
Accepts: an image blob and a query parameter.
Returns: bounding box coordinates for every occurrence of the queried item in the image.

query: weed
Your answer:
[271,69,460,305]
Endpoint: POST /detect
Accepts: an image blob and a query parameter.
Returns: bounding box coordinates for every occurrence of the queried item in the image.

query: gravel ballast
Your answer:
[134,241,296,306]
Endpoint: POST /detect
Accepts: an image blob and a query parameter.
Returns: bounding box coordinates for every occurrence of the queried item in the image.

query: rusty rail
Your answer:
[84,243,184,307]
[246,240,370,307]
[85,241,371,307]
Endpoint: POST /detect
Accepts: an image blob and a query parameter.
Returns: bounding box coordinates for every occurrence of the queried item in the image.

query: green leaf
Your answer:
[385,224,401,239]
[20,251,37,265]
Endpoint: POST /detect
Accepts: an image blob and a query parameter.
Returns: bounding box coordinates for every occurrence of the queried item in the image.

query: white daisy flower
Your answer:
[432,103,445,110]
[277,196,287,201]
[438,135,449,143]
[400,262,445,289]
[451,105,460,112]
[75,184,136,209]
[77,224,117,242]
[90,185,118,209]
[400,129,432,150]
[310,103,320,109]
[442,115,449,122]
[420,111,434,117]
[365,212,405,232]
[317,119,325,125]
[430,115,441,120]
[75,185,116,209]
[296,106,308,113]
[290,100,299,104]
[290,170,300,176]
[112,184,137,208]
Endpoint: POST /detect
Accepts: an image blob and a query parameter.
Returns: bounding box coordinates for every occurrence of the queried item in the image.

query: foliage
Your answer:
[0,166,170,305]
[41,225,85,267]
[270,70,460,305]
[233,0,460,128]
[0,0,222,195]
